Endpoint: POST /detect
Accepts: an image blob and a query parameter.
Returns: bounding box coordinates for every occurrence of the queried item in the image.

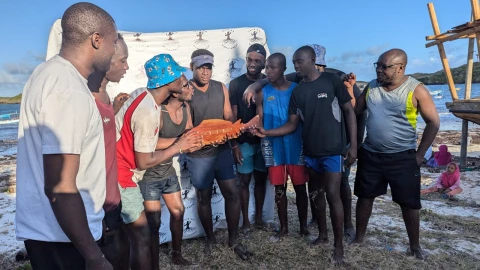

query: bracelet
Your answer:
[174,143,182,154]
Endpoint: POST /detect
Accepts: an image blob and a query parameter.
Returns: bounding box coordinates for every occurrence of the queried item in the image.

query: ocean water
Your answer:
[0,104,20,156]
[1,83,479,156]
[417,83,480,131]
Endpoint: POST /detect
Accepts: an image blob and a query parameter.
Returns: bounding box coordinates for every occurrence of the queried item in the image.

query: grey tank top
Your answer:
[142,104,187,181]
[188,80,226,157]
[363,76,421,153]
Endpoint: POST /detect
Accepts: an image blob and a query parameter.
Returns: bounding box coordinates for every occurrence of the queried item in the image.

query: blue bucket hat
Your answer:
[144,54,187,89]
[307,44,327,66]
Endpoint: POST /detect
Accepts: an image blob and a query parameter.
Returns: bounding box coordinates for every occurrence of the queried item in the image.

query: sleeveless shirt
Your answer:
[363,76,421,153]
[142,104,188,181]
[261,82,304,167]
[188,79,226,157]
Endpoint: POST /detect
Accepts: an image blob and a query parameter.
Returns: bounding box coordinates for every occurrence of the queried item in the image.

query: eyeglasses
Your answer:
[374,62,403,71]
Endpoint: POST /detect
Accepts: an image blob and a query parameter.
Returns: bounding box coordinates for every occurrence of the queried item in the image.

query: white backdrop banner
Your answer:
[45,19,275,243]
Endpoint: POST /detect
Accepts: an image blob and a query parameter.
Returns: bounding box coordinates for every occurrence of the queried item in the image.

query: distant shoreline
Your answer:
[0,94,21,104]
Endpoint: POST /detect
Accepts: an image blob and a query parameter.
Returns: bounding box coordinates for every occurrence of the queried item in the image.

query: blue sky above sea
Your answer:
[0,0,476,97]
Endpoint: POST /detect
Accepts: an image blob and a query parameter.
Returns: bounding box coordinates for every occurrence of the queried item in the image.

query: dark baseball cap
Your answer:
[247,43,266,57]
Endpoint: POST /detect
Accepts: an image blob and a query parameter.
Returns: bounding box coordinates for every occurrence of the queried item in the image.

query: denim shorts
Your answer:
[138,174,181,201]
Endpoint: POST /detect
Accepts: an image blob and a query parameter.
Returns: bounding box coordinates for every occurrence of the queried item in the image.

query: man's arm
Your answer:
[414,84,440,164]
[255,89,264,126]
[340,102,358,153]
[40,90,107,266]
[44,154,106,264]
[228,80,239,121]
[133,108,201,170]
[261,115,299,137]
[242,78,269,107]
[354,84,369,115]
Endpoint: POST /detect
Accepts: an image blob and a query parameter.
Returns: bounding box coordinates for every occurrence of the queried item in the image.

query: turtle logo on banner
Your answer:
[225,58,243,79]
[222,29,238,49]
[248,29,266,46]
[163,32,180,51]
[211,182,224,205]
[193,30,209,49]
[183,218,197,237]
[212,212,224,224]
[178,154,190,179]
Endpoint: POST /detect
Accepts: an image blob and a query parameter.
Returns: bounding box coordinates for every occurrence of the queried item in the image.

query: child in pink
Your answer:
[434,145,452,166]
[421,162,462,198]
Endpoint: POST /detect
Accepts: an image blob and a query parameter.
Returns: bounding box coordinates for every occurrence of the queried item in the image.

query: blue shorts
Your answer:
[186,146,236,190]
[305,155,344,174]
[236,143,267,174]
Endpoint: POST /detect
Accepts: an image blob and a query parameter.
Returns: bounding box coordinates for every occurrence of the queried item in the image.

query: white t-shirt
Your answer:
[15,55,106,242]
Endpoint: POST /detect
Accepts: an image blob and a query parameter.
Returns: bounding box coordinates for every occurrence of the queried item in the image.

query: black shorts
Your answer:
[354,147,421,210]
[25,240,87,270]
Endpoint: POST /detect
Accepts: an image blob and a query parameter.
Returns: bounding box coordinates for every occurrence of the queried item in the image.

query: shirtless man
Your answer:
[115,54,202,270]
[140,85,196,266]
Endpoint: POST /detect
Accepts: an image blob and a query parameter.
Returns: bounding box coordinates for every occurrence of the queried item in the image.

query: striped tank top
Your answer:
[363,76,422,153]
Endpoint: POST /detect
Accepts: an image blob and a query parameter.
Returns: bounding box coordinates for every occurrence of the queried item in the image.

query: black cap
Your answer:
[247,43,266,57]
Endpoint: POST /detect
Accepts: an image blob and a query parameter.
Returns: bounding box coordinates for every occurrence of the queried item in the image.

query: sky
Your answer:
[0,0,476,97]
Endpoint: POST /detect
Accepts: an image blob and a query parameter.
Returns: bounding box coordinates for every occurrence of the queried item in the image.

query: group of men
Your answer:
[15,2,440,270]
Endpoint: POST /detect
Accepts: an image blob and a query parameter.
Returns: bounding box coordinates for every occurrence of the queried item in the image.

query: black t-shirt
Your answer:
[286,68,366,145]
[288,72,352,157]
[229,74,266,144]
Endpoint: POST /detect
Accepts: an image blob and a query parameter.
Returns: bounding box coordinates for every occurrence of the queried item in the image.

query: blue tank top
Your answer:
[261,82,304,167]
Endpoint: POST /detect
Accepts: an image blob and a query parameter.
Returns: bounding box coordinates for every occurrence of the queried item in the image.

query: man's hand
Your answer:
[415,152,424,166]
[113,92,130,114]
[233,147,243,165]
[343,73,357,89]
[253,126,267,138]
[86,256,113,270]
[242,86,256,107]
[176,130,203,153]
[344,146,357,167]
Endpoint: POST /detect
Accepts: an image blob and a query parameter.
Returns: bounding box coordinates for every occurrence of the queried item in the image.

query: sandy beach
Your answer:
[1,130,480,269]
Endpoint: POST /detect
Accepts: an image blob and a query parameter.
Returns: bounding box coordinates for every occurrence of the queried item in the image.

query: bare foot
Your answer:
[407,247,426,260]
[311,236,329,246]
[349,238,365,247]
[332,248,345,265]
[254,220,271,232]
[299,227,310,236]
[231,242,253,260]
[204,238,217,256]
[171,251,191,266]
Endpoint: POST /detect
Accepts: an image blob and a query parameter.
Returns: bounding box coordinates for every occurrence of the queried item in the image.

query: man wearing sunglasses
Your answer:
[350,49,439,260]
[115,54,202,269]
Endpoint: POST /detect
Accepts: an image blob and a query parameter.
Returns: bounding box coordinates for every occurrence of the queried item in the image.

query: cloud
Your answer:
[0,52,45,96]
[3,63,36,75]
[339,44,390,62]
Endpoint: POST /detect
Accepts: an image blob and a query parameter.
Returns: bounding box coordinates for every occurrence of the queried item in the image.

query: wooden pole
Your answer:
[427,3,458,100]
[460,38,475,168]
[471,0,480,20]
